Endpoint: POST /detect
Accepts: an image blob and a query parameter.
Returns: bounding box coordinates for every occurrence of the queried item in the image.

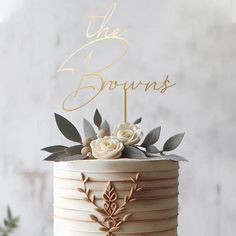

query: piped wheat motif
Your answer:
[78,173,142,236]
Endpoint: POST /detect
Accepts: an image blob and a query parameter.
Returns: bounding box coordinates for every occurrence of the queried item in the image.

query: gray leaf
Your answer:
[146,145,160,153]
[141,127,161,147]
[122,146,147,159]
[55,113,82,143]
[145,152,162,158]
[133,117,142,125]
[93,109,102,129]
[161,154,188,162]
[44,150,86,162]
[41,145,67,153]
[54,154,86,162]
[100,120,111,135]
[83,118,96,139]
[65,145,83,155]
[44,151,66,161]
[163,133,185,152]
[7,206,12,220]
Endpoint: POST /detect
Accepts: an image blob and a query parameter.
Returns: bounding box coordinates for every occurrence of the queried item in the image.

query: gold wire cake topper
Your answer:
[58,0,176,122]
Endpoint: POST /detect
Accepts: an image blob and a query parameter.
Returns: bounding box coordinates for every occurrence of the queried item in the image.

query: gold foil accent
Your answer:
[78,172,142,236]
[124,89,127,123]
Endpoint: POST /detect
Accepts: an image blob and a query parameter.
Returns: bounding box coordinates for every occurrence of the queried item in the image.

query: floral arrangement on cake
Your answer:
[42,109,187,162]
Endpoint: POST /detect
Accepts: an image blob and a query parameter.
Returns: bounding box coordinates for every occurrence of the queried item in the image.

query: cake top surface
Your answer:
[54,158,179,172]
[42,109,187,163]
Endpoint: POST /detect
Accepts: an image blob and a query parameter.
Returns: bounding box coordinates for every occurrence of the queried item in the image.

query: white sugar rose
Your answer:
[90,136,124,159]
[113,123,142,146]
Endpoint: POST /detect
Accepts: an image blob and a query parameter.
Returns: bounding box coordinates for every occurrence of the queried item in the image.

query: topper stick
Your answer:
[124,89,127,123]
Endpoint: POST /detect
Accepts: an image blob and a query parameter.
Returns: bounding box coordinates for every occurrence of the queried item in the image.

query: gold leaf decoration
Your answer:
[79,172,142,236]
[89,214,99,222]
[81,173,85,181]
[110,226,119,232]
[77,188,84,193]
[99,226,109,232]
[122,213,132,222]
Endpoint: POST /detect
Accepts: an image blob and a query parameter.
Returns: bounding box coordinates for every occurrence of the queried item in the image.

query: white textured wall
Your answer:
[0,0,236,235]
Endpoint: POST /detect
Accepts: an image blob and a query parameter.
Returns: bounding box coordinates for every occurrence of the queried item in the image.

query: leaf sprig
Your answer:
[79,173,142,236]
[42,109,110,161]
[137,128,187,161]
[0,207,19,236]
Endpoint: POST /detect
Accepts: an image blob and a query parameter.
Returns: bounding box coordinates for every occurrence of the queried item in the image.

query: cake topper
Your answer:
[42,1,186,162]
[57,0,176,122]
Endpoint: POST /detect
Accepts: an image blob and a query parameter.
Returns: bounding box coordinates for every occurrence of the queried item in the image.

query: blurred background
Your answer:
[0,0,236,235]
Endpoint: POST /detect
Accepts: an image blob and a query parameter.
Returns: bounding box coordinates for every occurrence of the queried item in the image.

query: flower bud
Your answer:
[82,138,92,147]
[81,146,91,156]
[97,129,109,138]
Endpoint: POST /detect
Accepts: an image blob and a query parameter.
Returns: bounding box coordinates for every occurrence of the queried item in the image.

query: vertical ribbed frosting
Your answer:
[54,159,179,236]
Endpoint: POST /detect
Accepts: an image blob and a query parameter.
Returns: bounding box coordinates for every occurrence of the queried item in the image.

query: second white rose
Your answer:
[113,123,142,146]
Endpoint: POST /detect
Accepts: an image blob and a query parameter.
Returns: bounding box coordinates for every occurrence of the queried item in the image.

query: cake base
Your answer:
[54,159,179,236]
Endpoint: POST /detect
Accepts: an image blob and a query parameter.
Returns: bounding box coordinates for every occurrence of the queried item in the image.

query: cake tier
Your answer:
[54,159,179,236]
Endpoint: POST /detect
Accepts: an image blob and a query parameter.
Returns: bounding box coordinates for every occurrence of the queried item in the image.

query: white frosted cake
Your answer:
[54,159,179,236]
[42,109,186,236]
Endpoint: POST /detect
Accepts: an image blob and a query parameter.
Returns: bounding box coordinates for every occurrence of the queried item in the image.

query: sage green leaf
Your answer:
[83,118,96,138]
[163,133,185,152]
[44,151,65,161]
[65,145,83,156]
[145,152,162,158]
[44,150,86,162]
[100,120,111,135]
[4,218,8,226]
[54,113,82,143]
[146,145,160,153]
[141,127,161,147]
[122,146,147,159]
[93,109,102,129]
[54,154,86,162]
[41,145,67,153]
[1,206,19,234]
[133,117,142,125]
[7,206,12,220]
[161,154,188,162]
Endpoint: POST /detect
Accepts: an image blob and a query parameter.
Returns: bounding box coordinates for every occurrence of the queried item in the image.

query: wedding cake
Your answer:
[42,110,186,236]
